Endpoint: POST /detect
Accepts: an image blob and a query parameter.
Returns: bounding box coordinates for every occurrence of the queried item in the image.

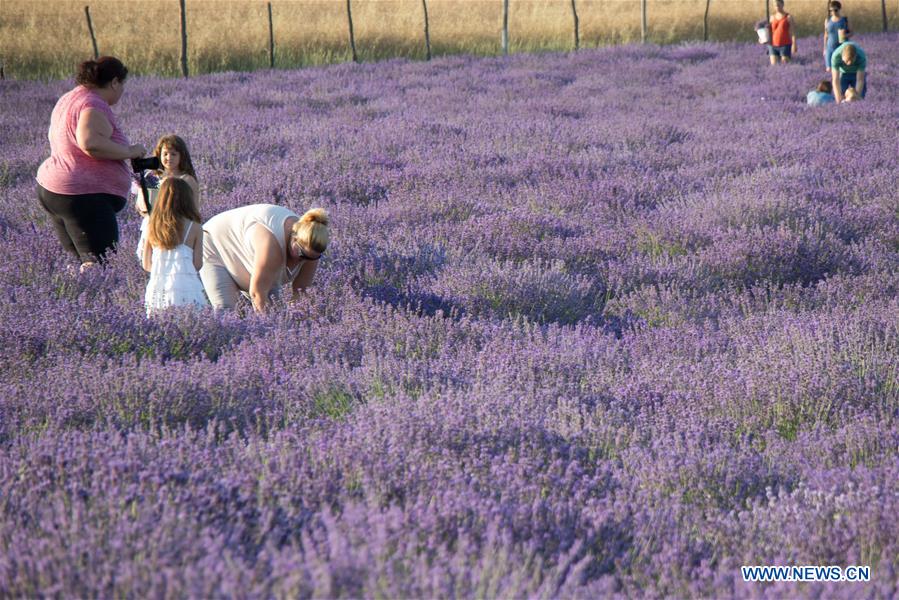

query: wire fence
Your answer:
[1,0,895,79]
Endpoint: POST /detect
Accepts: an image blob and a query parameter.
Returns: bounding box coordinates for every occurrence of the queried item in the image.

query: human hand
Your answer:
[129,144,147,159]
[135,192,149,216]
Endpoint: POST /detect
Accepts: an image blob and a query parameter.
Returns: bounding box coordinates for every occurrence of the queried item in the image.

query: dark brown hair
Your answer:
[816,80,833,93]
[147,178,201,250]
[829,1,842,12]
[153,134,198,179]
[75,56,128,87]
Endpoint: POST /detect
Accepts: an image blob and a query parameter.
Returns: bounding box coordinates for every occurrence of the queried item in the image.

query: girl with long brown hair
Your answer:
[142,178,208,315]
[135,134,201,261]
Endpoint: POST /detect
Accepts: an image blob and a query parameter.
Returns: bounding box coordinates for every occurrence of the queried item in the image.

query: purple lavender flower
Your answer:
[1,33,898,597]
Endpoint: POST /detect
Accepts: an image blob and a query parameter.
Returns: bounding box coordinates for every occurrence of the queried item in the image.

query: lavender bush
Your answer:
[1,34,898,597]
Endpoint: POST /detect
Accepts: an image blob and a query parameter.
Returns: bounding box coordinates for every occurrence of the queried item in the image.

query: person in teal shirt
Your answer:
[831,41,867,102]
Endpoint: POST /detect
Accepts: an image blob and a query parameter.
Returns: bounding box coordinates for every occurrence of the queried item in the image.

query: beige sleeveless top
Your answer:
[202,204,299,291]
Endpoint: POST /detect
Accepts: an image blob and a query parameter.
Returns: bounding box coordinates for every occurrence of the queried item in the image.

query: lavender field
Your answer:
[2,34,898,597]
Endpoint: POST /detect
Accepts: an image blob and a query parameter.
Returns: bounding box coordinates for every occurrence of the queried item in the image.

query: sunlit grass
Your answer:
[3,0,896,79]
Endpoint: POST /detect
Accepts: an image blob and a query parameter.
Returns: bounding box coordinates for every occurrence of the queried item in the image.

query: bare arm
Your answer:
[191,225,204,272]
[135,187,154,217]
[136,218,148,262]
[856,70,865,96]
[75,108,145,160]
[181,174,201,210]
[832,70,843,102]
[142,236,153,272]
[790,16,797,49]
[248,224,281,313]
[291,260,320,299]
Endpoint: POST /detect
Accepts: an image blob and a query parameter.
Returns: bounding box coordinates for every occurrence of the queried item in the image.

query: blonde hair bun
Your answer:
[300,207,329,226]
[293,207,330,253]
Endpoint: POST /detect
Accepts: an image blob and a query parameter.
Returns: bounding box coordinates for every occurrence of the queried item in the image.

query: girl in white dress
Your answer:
[142,178,208,316]
[135,134,201,261]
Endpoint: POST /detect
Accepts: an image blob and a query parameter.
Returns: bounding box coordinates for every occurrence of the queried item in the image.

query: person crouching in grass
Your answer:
[807,80,835,106]
[831,41,867,102]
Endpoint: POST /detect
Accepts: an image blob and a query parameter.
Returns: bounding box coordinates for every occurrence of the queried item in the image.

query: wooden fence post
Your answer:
[764,0,770,22]
[84,6,99,59]
[346,0,358,62]
[422,0,432,60]
[570,0,580,50]
[179,0,188,77]
[880,0,888,31]
[502,0,509,55]
[641,0,648,43]
[268,2,275,68]
[703,0,711,41]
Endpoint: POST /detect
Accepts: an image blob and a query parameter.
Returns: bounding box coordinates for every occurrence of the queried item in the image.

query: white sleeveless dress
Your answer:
[134,174,201,262]
[145,221,209,315]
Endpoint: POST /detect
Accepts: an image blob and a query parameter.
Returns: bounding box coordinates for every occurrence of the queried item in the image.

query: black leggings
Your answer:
[37,185,126,264]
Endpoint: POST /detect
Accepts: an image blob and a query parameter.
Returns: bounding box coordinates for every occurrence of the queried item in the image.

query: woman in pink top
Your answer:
[36,56,147,272]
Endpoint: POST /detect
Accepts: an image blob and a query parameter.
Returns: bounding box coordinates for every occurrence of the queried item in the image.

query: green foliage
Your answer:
[312,386,358,420]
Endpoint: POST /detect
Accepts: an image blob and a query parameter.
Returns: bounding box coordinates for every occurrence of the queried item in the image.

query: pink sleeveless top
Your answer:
[36,86,131,198]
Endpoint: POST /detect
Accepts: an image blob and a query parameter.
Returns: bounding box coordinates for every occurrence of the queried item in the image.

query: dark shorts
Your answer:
[839,72,868,97]
[768,44,792,58]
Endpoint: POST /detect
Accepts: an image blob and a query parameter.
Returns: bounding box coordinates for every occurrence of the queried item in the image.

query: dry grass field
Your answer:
[2,0,896,78]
